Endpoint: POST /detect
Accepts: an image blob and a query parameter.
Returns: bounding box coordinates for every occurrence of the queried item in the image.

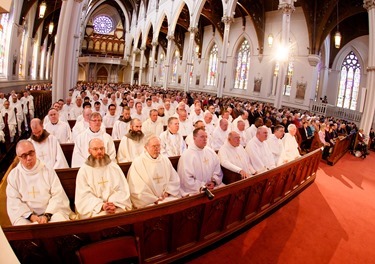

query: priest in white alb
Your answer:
[72,112,116,168]
[112,106,132,140]
[127,135,181,208]
[117,118,146,162]
[6,140,72,225]
[142,109,164,137]
[211,119,230,151]
[75,138,132,219]
[282,124,302,162]
[29,118,69,169]
[218,131,256,179]
[159,117,186,157]
[245,126,276,173]
[266,124,288,166]
[178,128,224,196]
[44,108,72,143]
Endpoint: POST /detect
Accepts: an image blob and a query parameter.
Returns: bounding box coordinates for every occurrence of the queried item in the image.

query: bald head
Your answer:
[219,118,228,131]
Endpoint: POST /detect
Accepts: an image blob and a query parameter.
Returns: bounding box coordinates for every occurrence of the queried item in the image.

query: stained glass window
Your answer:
[172,50,179,83]
[19,28,26,77]
[93,16,113,34]
[158,52,165,82]
[206,44,218,86]
[0,13,9,75]
[234,39,250,89]
[337,51,361,110]
[283,61,294,96]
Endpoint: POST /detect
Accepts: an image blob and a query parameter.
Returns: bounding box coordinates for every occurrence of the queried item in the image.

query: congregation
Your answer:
[1,82,374,225]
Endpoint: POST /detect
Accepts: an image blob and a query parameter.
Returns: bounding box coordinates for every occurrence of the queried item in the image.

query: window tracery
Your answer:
[234,39,250,89]
[93,15,113,34]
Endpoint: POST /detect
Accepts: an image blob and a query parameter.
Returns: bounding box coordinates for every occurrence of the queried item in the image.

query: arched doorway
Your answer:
[97,67,108,83]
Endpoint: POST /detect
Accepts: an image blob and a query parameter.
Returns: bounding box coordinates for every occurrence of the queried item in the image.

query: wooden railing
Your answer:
[326,133,354,166]
[2,149,321,263]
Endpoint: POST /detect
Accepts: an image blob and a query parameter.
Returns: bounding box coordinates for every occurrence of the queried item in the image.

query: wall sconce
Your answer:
[48,22,54,35]
[39,1,47,19]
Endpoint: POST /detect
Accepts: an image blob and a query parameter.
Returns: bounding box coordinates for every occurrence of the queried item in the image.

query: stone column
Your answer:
[163,35,175,90]
[149,41,158,86]
[185,27,198,92]
[138,46,146,85]
[130,48,139,85]
[274,1,295,109]
[217,16,233,98]
[360,0,375,134]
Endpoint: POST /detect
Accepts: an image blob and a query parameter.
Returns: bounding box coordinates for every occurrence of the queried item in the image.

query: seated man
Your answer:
[44,108,72,143]
[245,126,276,173]
[102,104,119,128]
[75,138,132,219]
[160,117,186,157]
[112,106,132,140]
[266,124,287,166]
[117,118,146,162]
[30,118,69,169]
[6,140,72,225]
[211,118,230,151]
[218,131,256,179]
[142,109,164,137]
[178,128,223,196]
[127,135,181,208]
[72,112,116,168]
[282,124,302,162]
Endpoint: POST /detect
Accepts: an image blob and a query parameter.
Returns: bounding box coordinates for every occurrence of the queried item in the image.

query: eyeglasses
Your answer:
[18,150,36,160]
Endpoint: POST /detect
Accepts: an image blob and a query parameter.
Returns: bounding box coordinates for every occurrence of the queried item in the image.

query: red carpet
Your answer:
[188,152,375,264]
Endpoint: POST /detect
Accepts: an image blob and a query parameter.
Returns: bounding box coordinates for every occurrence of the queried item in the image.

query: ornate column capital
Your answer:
[363,0,375,10]
[167,35,175,41]
[188,27,198,34]
[278,2,295,14]
[133,48,140,55]
[221,16,234,25]
[151,41,158,47]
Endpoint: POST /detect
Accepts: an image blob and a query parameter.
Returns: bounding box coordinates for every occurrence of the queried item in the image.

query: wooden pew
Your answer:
[2,149,321,264]
[67,120,76,130]
[326,133,354,165]
[308,131,323,152]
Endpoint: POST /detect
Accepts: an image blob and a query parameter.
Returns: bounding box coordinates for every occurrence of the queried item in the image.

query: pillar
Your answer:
[149,41,158,86]
[274,0,295,109]
[185,27,198,92]
[138,46,146,85]
[163,35,174,90]
[360,0,375,134]
[217,16,233,98]
[130,48,139,85]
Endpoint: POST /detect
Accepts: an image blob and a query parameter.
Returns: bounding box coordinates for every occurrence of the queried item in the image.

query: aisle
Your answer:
[187,152,375,264]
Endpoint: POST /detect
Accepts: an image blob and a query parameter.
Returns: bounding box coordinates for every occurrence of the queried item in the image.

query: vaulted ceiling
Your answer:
[20,0,368,59]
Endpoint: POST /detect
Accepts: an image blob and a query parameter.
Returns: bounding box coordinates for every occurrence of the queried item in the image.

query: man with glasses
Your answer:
[72,112,116,168]
[6,140,72,225]
[127,135,181,208]
[75,138,132,218]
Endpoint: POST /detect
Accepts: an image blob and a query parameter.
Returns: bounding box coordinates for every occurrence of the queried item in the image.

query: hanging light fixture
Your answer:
[268,34,274,47]
[334,1,341,49]
[48,22,54,34]
[39,1,47,18]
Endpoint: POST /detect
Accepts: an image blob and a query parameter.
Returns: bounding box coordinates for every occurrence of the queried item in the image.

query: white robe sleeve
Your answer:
[218,147,241,173]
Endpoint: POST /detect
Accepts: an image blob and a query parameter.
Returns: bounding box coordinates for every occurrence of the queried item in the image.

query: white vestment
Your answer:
[282,133,301,162]
[71,120,89,140]
[1,108,17,138]
[160,130,186,157]
[245,137,276,173]
[185,133,212,149]
[72,128,116,168]
[204,121,215,136]
[245,124,257,141]
[112,119,131,140]
[69,105,82,120]
[142,118,164,137]
[190,112,204,124]
[0,114,4,142]
[127,152,181,208]
[6,160,71,225]
[75,160,132,219]
[20,96,35,118]
[103,113,118,128]
[30,135,69,169]
[218,141,256,175]
[266,134,286,166]
[211,126,229,151]
[45,120,72,143]
[117,136,145,163]
[178,119,193,136]
[232,116,250,130]
[177,143,223,196]
[232,127,248,147]
[131,112,147,122]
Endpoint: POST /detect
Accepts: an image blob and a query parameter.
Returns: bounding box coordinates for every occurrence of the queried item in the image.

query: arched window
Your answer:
[234,39,250,89]
[206,43,218,86]
[172,50,179,83]
[19,28,26,77]
[158,52,165,82]
[0,13,9,75]
[283,61,294,96]
[337,51,361,110]
[93,15,113,34]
